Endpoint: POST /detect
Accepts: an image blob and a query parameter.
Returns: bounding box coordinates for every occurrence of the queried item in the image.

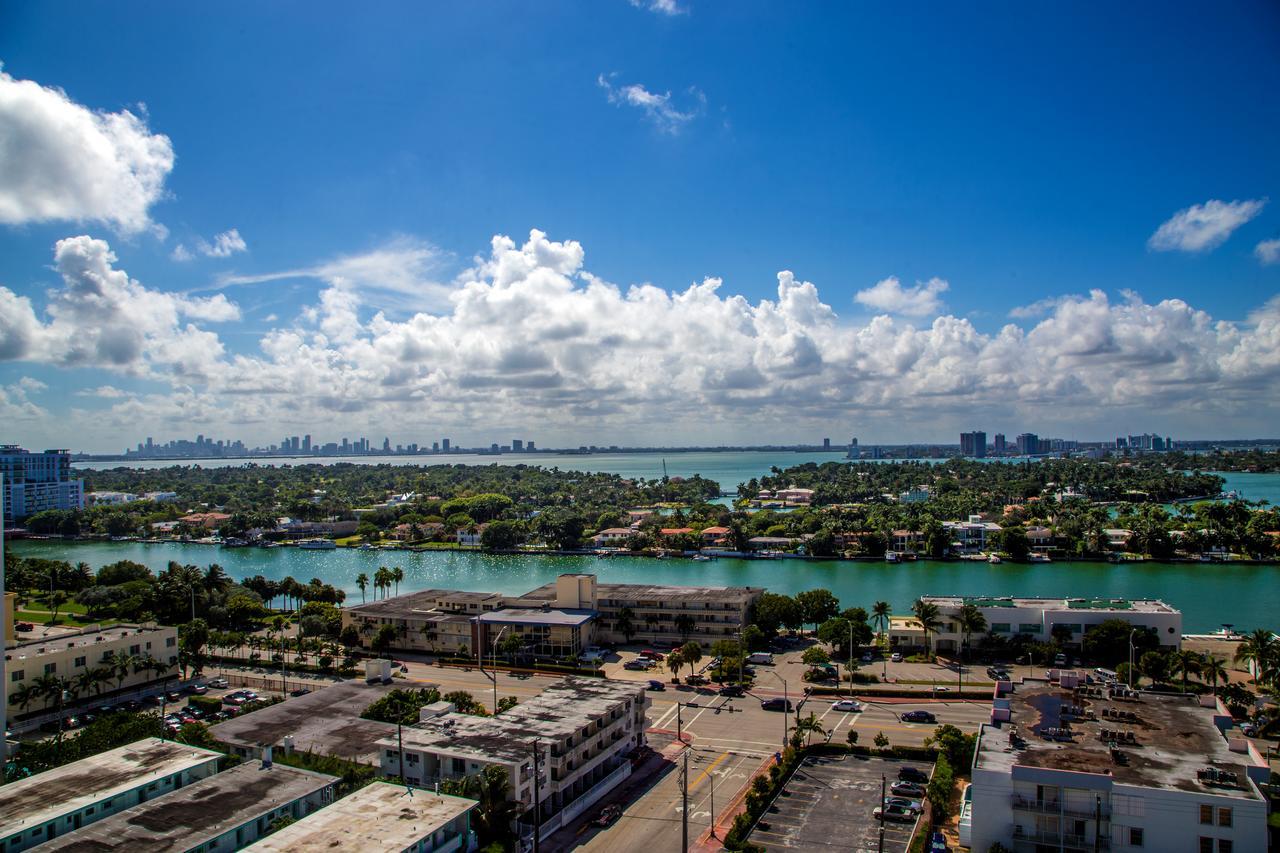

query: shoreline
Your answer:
[12,534,1280,566]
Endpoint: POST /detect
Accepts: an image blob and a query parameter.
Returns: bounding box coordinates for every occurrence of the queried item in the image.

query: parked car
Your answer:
[891,781,925,797]
[900,710,936,723]
[685,675,708,686]
[890,652,904,663]
[831,699,864,712]
[746,652,775,665]
[761,698,793,712]
[861,652,875,663]
[929,830,949,852]
[640,649,664,661]
[187,683,208,695]
[874,804,916,823]
[623,661,649,671]
[717,684,744,697]
[884,796,923,813]
[986,667,1009,680]
[166,691,183,702]
[647,680,665,692]
[593,804,622,827]
[290,687,312,697]
[207,677,229,689]
[1240,722,1257,737]
[898,766,930,783]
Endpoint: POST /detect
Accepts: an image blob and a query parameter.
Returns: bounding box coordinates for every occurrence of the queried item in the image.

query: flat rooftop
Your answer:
[476,608,596,627]
[8,623,168,656]
[0,739,221,837]
[384,677,646,764]
[242,782,476,852]
[977,679,1261,799]
[208,680,406,765]
[922,596,1178,614]
[29,762,337,853]
[344,588,502,620]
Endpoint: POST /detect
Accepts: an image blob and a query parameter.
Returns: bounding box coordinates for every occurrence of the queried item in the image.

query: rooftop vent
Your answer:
[1197,767,1241,788]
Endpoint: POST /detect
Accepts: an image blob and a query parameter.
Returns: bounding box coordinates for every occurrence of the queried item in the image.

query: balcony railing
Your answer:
[1012,827,1108,850]
[1012,796,1110,820]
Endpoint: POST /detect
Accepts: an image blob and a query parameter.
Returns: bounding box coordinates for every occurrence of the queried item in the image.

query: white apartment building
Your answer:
[889,596,1182,655]
[1,446,85,524]
[6,624,179,720]
[942,515,1002,552]
[0,739,221,852]
[968,678,1268,853]
[379,678,648,843]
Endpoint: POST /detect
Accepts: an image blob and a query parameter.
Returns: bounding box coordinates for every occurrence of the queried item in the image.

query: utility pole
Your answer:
[878,774,886,853]
[531,738,541,853]
[681,744,689,852]
[708,757,717,840]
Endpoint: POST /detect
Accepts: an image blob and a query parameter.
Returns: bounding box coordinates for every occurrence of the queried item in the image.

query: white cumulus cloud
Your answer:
[598,74,704,134]
[1255,238,1280,266]
[854,276,949,317]
[1148,198,1266,253]
[173,228,248,262]
[628,0,685,15]
[0,66,174,235]
[0,235,239,378]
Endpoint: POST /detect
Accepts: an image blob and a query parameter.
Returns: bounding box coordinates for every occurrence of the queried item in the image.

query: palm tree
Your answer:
[107,651,141,693]
[9,683,39,715]
[1200,655,1229,695]
[203,563,231,593]
[1171,649,1203,691]
[792,712,826,747]
[956,604,987,661]
[48,589,69,624]
[872,601,892,642]
[616,607,637,644]
[391,566,404,597]
[31,673,65,712]
[1234,629,1279,687]
[356,573,369,603]
[911,600,942,658]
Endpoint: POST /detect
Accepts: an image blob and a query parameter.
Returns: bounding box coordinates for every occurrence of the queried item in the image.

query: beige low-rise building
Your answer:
[6,624,179,720]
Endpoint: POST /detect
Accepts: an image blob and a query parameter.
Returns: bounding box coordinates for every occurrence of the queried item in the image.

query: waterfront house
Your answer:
[700,525,730,545]
[591,527,633,547]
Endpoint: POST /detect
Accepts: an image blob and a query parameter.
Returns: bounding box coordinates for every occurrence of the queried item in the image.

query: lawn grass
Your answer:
[16,609,109,627]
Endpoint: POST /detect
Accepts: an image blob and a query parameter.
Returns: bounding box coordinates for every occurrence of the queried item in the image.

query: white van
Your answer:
[1094,667,1118,682]
[747,652,775,665]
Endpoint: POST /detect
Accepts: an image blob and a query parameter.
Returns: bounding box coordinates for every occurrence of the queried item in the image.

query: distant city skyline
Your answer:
[2,5,1278,450]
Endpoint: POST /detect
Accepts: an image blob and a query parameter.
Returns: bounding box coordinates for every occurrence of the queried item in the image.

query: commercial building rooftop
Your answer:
[921,595,1177,613]
[0,739,222,837]
[8,623,168,655]
[343,588,501,620]
[476,608,596,627]
[29,761,337,853]
[384,678,645,764]
[242,782,476,852]
[208,680,406,765]
[977,679,1262,800]
[518,580,762,605]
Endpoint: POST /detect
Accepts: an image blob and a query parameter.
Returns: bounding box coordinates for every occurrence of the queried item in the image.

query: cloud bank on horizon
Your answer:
[2,226,1280,449]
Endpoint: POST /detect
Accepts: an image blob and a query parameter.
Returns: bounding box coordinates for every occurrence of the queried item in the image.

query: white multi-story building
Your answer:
[888,596,1183,655]
[1,447,84,524]
[968,678,1269,853]
[943,515,1002,552]
[379,678,648,843]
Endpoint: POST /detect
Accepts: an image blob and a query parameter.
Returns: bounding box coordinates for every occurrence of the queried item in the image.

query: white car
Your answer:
[832,699,864,712]
[890,652,904,663]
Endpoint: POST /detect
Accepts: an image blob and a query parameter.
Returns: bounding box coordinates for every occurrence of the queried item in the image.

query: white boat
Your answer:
[1029,552,1052,563]
[987,554,1002,564]
[298,538,336,550]
[885,552,900,563]
[692,554,711,562]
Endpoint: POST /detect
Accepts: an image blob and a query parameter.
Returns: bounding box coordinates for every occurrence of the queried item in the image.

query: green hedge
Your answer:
[188,695,223,713]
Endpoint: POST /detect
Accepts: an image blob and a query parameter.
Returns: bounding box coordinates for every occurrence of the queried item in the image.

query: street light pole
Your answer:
[531,738,541,853]
[765,671,788,748]
[1128,628,1137,689]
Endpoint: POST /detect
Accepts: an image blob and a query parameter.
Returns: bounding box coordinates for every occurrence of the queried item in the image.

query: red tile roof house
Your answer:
[179,512,232,530]
[700,526,731,545]
[660,527,694,538]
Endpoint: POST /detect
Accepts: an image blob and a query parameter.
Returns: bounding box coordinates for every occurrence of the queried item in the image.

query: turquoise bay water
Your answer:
[10,538,1276,633]
[50,452,1280,631]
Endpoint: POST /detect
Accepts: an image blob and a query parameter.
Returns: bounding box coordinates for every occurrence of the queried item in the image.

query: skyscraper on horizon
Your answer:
[960,431,987,458]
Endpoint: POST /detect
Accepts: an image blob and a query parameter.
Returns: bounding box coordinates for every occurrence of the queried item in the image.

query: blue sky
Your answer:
[1,2,1278,450]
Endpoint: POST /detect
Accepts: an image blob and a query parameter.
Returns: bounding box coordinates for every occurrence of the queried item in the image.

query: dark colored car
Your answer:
[290,687,312,697]
[594,804,622,827]
[900,710,936,723]
[647,680,666,691]
[623,660,649,671]
[718,684,745,697]
[761,698,793,712]
[874,804,916,823]
[898,766,930,783]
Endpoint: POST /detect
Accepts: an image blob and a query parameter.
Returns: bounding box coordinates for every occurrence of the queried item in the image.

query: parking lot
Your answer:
[745,753,930,852]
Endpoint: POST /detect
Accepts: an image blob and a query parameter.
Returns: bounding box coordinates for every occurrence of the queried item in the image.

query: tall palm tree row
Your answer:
[1234,629,1280,688]
[911,600,942,658]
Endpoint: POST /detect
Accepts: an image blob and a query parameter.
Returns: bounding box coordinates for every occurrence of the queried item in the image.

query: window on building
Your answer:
[166,637,176,647]
[1199,838,1213,853]
[145,642,152,650]
[10,670,23,682]
[1200,805,1213,825]
[44,663,56,675]
[74,656,86,668]
[990,623,1011,633]
[1128,827,1143,847]
[1019,623,1041,634]
[1217,841,1232,853]
[129,645,141,655]
[452,758,465,773]
[1217,807,1231,827]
